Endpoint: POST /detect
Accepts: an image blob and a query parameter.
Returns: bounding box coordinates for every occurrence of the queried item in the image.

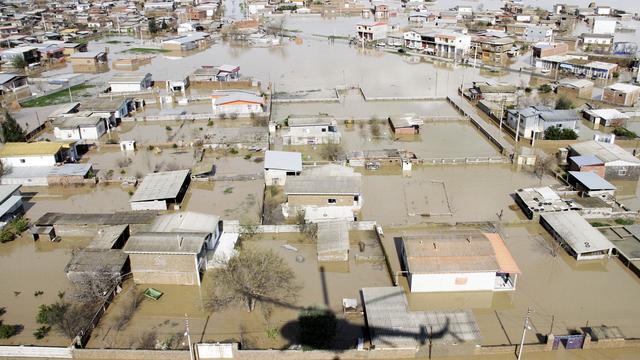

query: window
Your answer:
[327,198,336,204]
[619,167,628,176]
[19,159,25,163]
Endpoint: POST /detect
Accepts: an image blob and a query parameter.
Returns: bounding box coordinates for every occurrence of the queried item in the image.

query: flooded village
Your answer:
[0,0,640,359]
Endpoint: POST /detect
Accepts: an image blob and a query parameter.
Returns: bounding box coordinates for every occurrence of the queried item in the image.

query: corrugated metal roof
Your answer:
[150,211,219,234]
[34,211,157,226]
[568,171,616,191]
[285,175,361,195]
[48,163,93,177]
[316,221,349,254]
[570,155,604,167]
[570,140,640,164]
[541,211,615,254]
[123,232,207,254]
[264,150,302,172]
[0,184,20,203]
[130,169,190,203]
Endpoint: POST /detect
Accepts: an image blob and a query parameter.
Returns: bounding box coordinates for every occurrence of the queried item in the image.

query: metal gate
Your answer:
[552,334,585,350]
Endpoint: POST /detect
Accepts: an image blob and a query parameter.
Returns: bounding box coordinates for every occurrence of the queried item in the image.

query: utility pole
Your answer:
[517,307,532,360]
[515,113,521,143]
[185,313,194,360]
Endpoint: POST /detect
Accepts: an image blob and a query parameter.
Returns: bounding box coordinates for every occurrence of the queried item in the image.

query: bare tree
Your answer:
[534,154,556,184]
[68,266,120,304]
[137,331,157,350]
[320,143,344,161]
[113,286,143,331]
[206,246,301,312]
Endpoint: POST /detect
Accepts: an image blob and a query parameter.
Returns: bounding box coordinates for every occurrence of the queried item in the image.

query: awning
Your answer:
[484,233,522,274]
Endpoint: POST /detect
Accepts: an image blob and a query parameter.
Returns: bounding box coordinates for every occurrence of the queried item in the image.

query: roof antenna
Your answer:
[467,236,472,243]
[178,235,183,248]
[433,242,437,250]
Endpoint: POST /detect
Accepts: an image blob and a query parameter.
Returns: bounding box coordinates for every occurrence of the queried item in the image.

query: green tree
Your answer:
[1,111,26,142]
[36,299,91,339]
[544,126,578,140]
[555,95,574,110]
[538,84,552,93]
[298,307,337,349]
[148,17,157,34]
[10,56,26,70]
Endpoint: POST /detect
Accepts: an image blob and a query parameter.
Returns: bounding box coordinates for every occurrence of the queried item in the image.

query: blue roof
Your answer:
[568,171,616,191]
[570,155,603,167]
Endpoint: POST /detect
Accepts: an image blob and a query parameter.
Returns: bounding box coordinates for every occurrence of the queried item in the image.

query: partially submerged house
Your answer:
[569,155,605,178]
[556,79,594,100]
[388,114,423,135]
[53,113,108,141]
[130,170,191,211]
[210,91,264,115]
[0,184,23,229]
[356,21,388,41]
[109,73,153,93]
[568,171,616,197]
[602,83,640,107]
[264,150,302,186]
[569,140,640,182]
[400,231,521,293]
[0,142,77,168]
[68,51,108,73]
[540,211,615,261]
[506,106,579,140]
[65,248,129,285]
[283,116,341,145]
[0,73,30,100]
[583,109,629,127]
[316,221,349,262]
[283,165,362,218]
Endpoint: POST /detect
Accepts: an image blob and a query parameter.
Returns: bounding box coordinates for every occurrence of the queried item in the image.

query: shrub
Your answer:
[555,95,574,110]
[0,229,15,243]
[165,125,172,131]
[612,127,637,139]
[544,127,578,140]
[12,217,29,233]
[229,148,239,155]
[33,326,50,339]
[207,120,213,127]
[615,218,635,225]
[0,323,18,339]
[538,84,552,93]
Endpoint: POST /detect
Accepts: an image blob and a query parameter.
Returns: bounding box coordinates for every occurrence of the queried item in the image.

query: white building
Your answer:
[130,170,191,211]
[0,142,77,168]
[593,19,617,35]
[506,106,579,140]
[400,231,521,293]
[523,26,553,43]
[540,211,615,261]
[356,21,388,41]
[283,116,341,145]
[53,113,108,141]
[264,150,302,186]
[211,91,264,115]
[109,73,152,93]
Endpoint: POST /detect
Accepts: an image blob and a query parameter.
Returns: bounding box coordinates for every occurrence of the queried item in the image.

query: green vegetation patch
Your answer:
[20,84,95,108]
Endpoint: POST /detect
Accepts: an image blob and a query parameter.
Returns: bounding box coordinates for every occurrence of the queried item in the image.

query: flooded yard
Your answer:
[82,146,196,178]
[362,165,559,226]
[184,180,264,222]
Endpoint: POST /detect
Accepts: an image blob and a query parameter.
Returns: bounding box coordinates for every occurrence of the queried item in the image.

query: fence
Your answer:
[0,346,72,358]
[421,156,508,165]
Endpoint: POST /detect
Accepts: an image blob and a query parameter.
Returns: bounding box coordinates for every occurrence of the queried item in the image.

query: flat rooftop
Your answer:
[34,211,157,226]
[541,211,615,255]
[123,232,207,255]
[130,169,190,203]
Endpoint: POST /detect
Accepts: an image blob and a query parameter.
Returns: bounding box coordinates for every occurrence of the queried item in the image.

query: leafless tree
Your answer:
[113,286,143,331]
[68,266,120,304]
[137,331,157,350]
[320,143,344,161]
[206,246,301,312]
[534,154,556,184]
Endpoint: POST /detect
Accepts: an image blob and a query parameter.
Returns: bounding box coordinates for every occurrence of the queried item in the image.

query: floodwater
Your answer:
[382,223,640,347]
[184,180,264,222]
[89,237,390,349]
[362,164,559,226]
[0,234,81,346]
[339,121,500,159]
[83,146,196,178]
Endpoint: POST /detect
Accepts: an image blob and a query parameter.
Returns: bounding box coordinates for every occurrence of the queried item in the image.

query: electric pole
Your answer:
[517,307,532,360]
[185,313,194,360]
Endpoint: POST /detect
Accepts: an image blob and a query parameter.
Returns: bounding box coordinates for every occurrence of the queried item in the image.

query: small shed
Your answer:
[47,163,94,186]
[317,221,349,262]
[64,248,129,284]
[568,171,616,197]
[569,155,605,178]
[388,114,423,135]
[130,170,191,211]
[264,150,302,186]
[540,211,615,261]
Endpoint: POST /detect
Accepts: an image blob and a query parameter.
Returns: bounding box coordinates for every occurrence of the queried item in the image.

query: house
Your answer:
[47,163,94,186]
[59,42,88,56]
[576,33,614,53]
[211,91,264,115]
[0,73,29,100]
[361,287,481,349]
[569,155,605,178]
[161,32,211,51]
[283,165,362,218]
[583,108,629,127]
[602,83,640,107]
[1,46,41,67]
[556,79,594,100]
[470,82,518,103]
[79,97,140,123]
[0,184,23,229]
[534,55,617,79]
[523,25,553,43]
[506,106,579,140]
[32,43,65,64]
[123,232,208,286]
[216,64,240,81]
[532,42,568,59]
[540,211,615,261]
[568,171,616,197]
[68,51,108,73]
[283,116,341,145]
[514,186,573,220]
[471,33,515,64]
[593,19,616,34]
[264,150,302,186]
[399,231,520,293]
[130,170,191,211]
[53,113,108,141]
[316,221,349,262]
[569,140,640,181]
[166,76,190,94]
[373,4,388,19]
[403,30,471,59]
[65,249,129,285]
[203,127,269,149]
[388,114,423,135]
[0,142,77,168]
[356,21,388,42]
[109,73,152,93]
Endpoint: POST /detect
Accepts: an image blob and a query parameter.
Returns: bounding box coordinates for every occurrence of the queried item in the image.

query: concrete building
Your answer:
[388,114,423,135]
[161,32,211,51]
[0,73,30,100]
[264,150,302,186]
[576,33,614,53]
[283,165,362,218]
[540,211,615,261]
[602,83,640,107]
[403,30,471,59]
[211,91,264,115]
[583,108,629,127]
[535,55,617,79]
[592,19,617,34]
[53,113,108,141]
[130,170,191,211]
[556,79,594,100]
[0,142,77,168]
[569,155,605,178]
[283,116,341,145]
[68,51,108,73]
[123,232,208,286]
[109,73,153,93]
[569,140,640,181]
[471,33,515,64]
[506,106,579,140]
[356,21,388,41]
[316,221,349,262]
[523,25,553,43]
[532,42,568,59]
[65,249,129,285]
[400,231,520,293]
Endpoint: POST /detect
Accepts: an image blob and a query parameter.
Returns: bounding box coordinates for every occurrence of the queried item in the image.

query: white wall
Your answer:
[111,83,144,93]
[130,200,168,211]
[593,19,616,35]
[409,272,497,292]
[265,169,287,186]
[54,127,81,140]
[213,103,263,115]
[1,155,57,168]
